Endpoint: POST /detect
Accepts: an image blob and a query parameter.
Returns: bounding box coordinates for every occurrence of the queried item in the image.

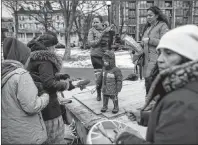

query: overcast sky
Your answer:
[2,5,12,18]
[1,1,107,18]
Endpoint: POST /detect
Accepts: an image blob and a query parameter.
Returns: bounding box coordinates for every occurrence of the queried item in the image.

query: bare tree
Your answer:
[58,0,79,60]
[74,1,107,49]
[2,0,23,38]
[22,0,57,32]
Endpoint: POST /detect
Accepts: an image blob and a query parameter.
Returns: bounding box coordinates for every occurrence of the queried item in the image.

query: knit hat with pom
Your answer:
[157,25,198,60]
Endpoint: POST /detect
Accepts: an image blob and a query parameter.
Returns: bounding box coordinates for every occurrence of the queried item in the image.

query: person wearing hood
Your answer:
[100,50,123,114]
[88,15,115,102]
[114,25,198,144]
[1,37,49,144]
[26,31,75,144]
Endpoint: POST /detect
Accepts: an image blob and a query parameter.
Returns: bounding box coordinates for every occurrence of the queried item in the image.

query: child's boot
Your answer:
[112,100,119,114]
[101,96,109,112]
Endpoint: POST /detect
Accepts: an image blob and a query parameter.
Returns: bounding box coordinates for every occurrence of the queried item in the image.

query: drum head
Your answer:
[86,120,138,144]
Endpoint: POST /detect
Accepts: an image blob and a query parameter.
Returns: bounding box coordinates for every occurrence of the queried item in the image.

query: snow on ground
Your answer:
[56,47,134,68]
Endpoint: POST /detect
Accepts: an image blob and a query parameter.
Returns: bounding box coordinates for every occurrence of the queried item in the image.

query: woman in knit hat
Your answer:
[2,38,49,144]
[26,31,75,144]
[114,25,198,144]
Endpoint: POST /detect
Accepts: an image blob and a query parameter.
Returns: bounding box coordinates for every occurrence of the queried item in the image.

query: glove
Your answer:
[68,81,75,91]
[76,79,90,91]
[60,74,70,80]
[55,73,70,80]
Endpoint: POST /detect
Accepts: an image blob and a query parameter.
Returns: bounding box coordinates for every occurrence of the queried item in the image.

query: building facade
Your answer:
[111,0,198,41]
[16,7,79,45]
[1,17,14,38]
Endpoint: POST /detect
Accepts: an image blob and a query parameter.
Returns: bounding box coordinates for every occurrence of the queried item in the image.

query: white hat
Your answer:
[157,25,198,60]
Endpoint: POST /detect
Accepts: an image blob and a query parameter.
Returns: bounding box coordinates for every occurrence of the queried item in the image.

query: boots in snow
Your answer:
[101,97,109,112]
[112,100,119,114]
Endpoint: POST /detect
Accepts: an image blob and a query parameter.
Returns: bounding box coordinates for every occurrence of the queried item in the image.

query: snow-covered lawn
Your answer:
[56,47,134,68]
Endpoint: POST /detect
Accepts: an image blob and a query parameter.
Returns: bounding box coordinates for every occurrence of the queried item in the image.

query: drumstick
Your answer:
[96,124,114,143]
[61,92,65,98]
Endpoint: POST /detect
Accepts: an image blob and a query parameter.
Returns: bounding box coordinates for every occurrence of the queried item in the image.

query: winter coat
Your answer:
[88,27,112,57]
[27,49,70,121]
[1,60,48,144]
[142,21,169,78]
[116,60,198,144]
[101,51,123,95]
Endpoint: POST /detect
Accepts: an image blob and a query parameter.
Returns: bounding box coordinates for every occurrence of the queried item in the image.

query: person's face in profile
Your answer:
[92,18,103,29]
[147,10,158,24]
[157,48,183,71]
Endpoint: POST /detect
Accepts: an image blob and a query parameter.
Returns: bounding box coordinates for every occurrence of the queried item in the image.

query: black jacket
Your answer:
[27,50,69,121]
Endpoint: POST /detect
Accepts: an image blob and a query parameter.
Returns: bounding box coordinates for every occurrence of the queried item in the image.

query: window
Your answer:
[18,33,25,38]
[57,22,60,28]
[20,16,24,21]
[35,24,39,29]
[19,24,23,29]
[57,15,60,20]
[27,33,33,38]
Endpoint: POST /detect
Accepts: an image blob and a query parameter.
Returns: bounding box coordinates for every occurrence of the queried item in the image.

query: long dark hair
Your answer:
[142,6,170,37]
[93,15,103,23]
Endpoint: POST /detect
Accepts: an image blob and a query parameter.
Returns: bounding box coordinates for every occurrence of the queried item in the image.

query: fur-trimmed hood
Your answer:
[142,60,198,110]
[29,50,62,72]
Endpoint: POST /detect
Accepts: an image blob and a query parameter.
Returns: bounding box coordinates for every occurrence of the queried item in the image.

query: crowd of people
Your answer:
[1,5,198,144]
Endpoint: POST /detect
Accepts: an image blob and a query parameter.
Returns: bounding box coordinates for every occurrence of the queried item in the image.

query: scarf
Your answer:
[142,60,198,110]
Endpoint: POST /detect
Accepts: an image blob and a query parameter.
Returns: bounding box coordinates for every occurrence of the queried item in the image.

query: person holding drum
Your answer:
[115,25,198,144]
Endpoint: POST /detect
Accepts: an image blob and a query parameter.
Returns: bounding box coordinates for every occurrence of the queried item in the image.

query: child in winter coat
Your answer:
[100,50,123,114]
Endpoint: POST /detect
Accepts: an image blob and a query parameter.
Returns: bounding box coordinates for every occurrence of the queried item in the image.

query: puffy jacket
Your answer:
[101,51,122,95]
[1,60,48,144]
[88,27,113,57]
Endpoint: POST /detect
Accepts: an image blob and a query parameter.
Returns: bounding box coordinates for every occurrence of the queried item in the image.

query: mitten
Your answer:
[60,74,70,80]
[55,73,70,80]
[68,81,75,91]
